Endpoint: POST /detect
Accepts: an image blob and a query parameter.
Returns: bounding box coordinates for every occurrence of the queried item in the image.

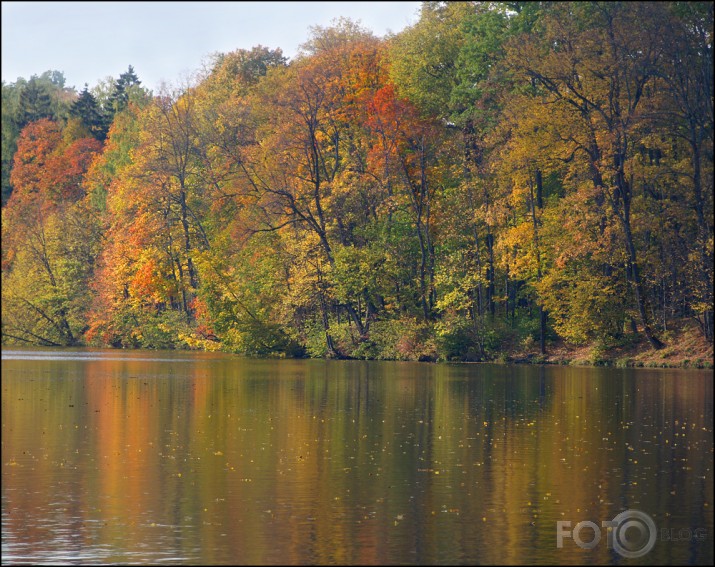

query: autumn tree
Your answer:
[651,2,714,341]
[503,1,674,349]
[180,45,295,353]
[2,71,74,205]
[3,4,711,358]
[234,23,386,356]
[2,118,102,346]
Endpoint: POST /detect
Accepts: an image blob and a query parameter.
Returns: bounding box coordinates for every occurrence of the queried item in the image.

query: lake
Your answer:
[2,348,713,565]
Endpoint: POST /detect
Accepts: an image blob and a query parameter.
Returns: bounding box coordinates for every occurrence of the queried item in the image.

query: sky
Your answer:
[1,1,422,91]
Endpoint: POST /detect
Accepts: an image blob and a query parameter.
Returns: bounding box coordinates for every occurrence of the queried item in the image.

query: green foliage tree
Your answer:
[70,85,107,140]
[107,65,142,113]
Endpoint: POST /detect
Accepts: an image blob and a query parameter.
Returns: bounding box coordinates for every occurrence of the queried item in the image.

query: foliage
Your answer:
[2,5,712,357]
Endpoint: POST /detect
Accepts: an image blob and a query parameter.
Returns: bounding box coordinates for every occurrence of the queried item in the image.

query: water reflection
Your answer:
[2,351,713,565]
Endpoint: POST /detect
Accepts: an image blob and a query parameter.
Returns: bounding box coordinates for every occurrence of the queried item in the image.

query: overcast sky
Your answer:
[2,1,422,91]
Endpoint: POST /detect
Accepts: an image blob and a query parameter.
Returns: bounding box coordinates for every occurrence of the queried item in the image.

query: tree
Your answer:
[241,26,385,355]
[504,1,671,349]
[208,46,287,96]
[70,85,108,140]
[17,77,54,128]
[2,119,102,346]
[387,2,472,119]
[2,71,75,205]
[388,2,538,323]
[651,2,714,341]
[365,83,453,320]
[108,65,143,113]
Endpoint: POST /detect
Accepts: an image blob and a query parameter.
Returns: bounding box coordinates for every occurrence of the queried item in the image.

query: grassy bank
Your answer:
[505,319,713,369]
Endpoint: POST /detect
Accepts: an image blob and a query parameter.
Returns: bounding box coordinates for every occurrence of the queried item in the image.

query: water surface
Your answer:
[2,348,713,564]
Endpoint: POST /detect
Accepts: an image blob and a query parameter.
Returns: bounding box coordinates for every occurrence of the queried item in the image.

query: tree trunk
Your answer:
[486,231,495,318]
[622,211,664,350]
[689,123,714,342]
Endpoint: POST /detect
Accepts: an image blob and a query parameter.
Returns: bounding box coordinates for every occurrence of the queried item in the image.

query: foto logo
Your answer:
[557,509,657,558]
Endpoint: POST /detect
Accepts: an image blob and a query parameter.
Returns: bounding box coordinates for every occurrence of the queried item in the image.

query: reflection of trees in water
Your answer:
[2,358,712,564]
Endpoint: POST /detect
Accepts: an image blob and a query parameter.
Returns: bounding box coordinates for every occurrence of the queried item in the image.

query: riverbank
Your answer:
[3,319,712,370]
[506,319,713,369]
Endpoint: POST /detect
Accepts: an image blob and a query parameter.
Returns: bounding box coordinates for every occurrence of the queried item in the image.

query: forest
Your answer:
[1,1,713,363]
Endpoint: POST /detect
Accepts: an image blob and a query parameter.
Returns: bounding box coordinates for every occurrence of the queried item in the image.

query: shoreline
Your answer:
[2,321,713,370]
[493,321,713,370]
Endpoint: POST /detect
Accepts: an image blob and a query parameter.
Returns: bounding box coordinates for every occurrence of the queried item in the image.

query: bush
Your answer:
[359,317,437,361]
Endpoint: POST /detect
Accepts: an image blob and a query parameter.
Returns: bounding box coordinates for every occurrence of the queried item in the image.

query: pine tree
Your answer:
[108,65,142,113]
[17,78,53,128]
[71,85,107,140]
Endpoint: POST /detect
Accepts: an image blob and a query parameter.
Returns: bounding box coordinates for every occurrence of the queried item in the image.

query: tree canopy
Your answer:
[2,2,713,359]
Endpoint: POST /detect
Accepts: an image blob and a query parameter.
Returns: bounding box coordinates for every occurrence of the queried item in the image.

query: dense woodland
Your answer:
[2,2,713,361]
